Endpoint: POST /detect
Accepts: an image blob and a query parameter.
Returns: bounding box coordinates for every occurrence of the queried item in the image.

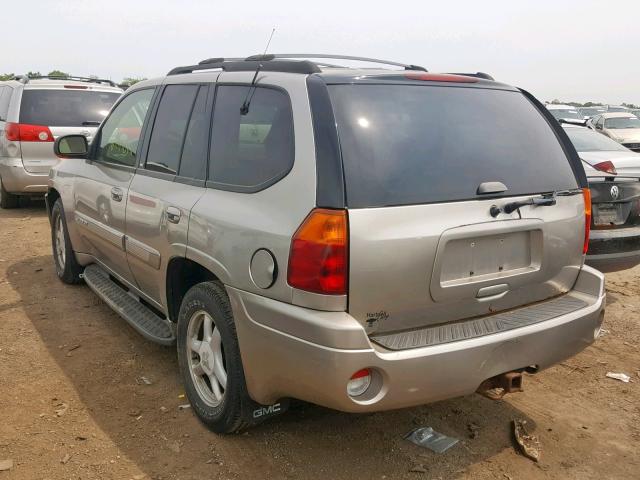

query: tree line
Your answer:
[549,99,639,109]
[0,70,146,88]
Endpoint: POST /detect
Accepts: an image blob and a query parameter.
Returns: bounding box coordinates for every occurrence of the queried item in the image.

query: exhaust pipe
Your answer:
[476,371,523,400]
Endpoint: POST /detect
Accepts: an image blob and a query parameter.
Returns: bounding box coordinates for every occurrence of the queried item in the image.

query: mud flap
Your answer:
[246,398,290,426]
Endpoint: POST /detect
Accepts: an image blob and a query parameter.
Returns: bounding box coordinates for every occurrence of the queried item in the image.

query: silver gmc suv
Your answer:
[45,54,606,433]
[0,75,122,208]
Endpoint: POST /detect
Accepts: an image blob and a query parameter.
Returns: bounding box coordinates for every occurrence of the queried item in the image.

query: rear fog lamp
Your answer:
[347,368,372,397]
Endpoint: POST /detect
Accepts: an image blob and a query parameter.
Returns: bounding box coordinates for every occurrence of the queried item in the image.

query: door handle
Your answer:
[111,187,123,202]
[166,206,181,224]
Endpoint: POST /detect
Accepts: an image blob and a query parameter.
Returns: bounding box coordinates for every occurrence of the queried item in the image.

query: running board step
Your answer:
[83,264,175,346]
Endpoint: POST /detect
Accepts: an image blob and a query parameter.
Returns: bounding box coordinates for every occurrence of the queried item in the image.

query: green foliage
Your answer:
[47,69,69,78]
[0,73,14,81]
[121,77,147,87]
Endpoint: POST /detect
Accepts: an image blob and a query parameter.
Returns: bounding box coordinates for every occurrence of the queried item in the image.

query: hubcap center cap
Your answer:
[199,345,214,375]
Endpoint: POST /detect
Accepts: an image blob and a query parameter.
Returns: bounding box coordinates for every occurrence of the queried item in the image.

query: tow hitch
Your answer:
[476,372,523,400]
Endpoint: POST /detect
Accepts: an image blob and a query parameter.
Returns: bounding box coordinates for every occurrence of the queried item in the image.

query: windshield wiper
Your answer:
[490,193,560,217]
[82,121,101,126]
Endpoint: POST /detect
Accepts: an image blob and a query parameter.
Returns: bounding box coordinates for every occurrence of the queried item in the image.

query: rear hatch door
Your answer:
[19,86,121,173]
[328,81,586,335]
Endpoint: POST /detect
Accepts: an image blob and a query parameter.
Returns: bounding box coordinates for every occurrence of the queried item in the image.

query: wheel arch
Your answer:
[166,257,220,323]
[46,187,61,221]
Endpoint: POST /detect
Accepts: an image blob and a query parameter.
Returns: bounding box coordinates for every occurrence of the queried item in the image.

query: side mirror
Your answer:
[54,134,88,158]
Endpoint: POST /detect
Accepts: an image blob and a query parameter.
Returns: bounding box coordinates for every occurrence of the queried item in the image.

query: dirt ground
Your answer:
[0,202,639,480]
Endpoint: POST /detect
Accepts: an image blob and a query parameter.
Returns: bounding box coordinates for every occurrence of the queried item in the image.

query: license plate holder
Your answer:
[594,203,622,226]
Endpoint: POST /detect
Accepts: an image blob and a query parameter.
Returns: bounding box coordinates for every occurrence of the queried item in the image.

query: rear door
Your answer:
[18,86,121,173]
[125,83,212,306]
[73,88,155,284]
[328,83,586,334]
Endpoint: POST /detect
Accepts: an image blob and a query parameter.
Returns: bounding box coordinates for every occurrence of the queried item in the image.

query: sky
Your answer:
[4,0,639,105]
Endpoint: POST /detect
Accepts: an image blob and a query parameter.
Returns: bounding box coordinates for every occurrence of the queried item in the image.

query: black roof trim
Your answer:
[168,59,322,76]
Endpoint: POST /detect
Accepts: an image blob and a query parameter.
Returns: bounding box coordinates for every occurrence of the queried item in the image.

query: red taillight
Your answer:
[287,208,348,295]
[5,122,53,142]
[63,85,88,89]
[404,73,478,83]
[592,161,617,174]
[5,122,20,141]
[583,188,591,255]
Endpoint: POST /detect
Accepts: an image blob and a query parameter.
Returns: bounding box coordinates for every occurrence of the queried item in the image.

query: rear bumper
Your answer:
[587,227,640,272]
[0,159,48,194]
[230,266,606,412]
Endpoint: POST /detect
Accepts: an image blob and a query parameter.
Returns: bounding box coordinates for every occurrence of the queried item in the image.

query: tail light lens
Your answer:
[593,161,617,174]
[5,122,53,142]
[583,188,591,255]
[347,369,372,397]
[287,208,348,295]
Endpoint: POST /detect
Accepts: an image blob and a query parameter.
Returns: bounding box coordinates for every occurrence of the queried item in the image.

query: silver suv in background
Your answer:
[0,75,122,208]
[46,55,605,433]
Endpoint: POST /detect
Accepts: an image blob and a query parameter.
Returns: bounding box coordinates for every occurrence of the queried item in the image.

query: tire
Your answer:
[51,199,83,284]
[0,177,19,209]
[177,281,257,433]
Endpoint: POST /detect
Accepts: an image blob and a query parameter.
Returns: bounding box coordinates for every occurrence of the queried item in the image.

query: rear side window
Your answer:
[209,86,294,191]
[146,84,199,175]
[19,89,120,126]
[0,86,11,120]
[328,85,578,208]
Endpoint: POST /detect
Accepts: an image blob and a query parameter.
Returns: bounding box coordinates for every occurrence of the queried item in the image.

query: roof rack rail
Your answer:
[168,54,427,76]
[447,72,494,81]
[12,74,118,87]
[168,59,322,76]
[247,53,427,71]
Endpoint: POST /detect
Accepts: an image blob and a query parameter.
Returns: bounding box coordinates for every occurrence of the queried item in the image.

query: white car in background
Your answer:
[588,113,640,152]
[546,104,583,122]
[564,124,640,176]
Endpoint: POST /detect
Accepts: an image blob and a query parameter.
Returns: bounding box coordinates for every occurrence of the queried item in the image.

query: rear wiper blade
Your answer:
[81,121,101,126]
[503,196,556,214]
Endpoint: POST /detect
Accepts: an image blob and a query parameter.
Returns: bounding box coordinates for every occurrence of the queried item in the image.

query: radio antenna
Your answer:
[240,28,276,115]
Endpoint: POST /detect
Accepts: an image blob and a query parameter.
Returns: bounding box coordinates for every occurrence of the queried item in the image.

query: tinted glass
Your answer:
[146,84,199,175]
[97,88,154,166]
[0,87,11,120]
[565,128,629,152]
[209,86,294,190]
[19,89,120,126]
[178,86,209,180]
[605,117,640,129]
[329,85,578,208]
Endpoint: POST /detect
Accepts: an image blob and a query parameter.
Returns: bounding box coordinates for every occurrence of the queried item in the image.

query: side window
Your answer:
[178,86,209,180]
[97,89,154,166]
[146,84,199,175]
[209,86,294,191]
[0,87,11,121]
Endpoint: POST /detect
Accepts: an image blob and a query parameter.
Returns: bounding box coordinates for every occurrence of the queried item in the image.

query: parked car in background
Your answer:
[588,113,640,152]
[631,109,640,118]
[0,75,122,208]
[45,54,605,433]
[579,106,606,120]
[546,104,583,122]
[607,105,630,113]
[564,125,640,272]
[564,124,640,176]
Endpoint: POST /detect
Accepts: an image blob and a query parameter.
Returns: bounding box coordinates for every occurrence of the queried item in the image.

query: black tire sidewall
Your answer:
[177,282,250,433]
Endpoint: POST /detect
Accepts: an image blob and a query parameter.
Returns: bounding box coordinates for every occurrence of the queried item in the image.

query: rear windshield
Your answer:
[565,128,629,152]
[548,108,582,121]
[19,89,121,127]
[328,85,578,208]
